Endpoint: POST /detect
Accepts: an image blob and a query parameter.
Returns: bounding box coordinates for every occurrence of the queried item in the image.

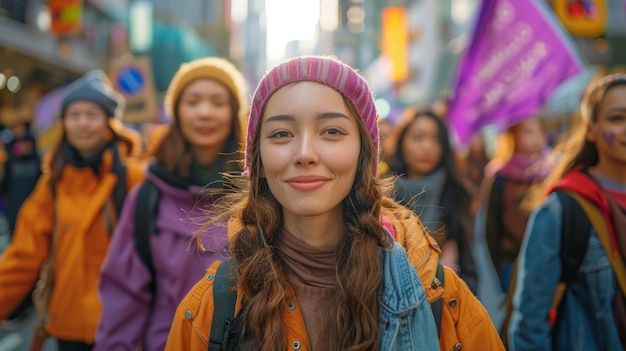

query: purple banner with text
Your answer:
[447,0,584,145]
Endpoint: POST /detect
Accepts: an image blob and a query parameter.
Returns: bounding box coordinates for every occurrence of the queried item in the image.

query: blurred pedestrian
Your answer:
[507,73,626,350]
[95,57,248,351]
[463,132,490,211]
[0,121,42,323]
[0,122,41,236]
[388,108,478,294]
[482,117,552,292]
[0,73,145,350]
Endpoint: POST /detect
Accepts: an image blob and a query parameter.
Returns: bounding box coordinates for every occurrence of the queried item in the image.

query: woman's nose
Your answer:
[197,102,212,117]
[294,134,320,167]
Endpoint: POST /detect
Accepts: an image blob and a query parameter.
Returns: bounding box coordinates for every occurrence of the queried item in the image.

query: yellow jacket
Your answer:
[166,198,504,350]
[381,197,504,351]
[0,148,144,343]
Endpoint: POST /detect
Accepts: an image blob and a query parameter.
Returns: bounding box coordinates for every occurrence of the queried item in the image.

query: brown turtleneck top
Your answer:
[274,230,336,349]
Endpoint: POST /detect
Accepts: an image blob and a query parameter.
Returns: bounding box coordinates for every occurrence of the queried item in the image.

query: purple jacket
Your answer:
[95,169,230,351]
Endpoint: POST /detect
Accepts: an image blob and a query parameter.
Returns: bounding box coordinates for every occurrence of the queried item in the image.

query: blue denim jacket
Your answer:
[507,193,622,351]
[379,242,440,350]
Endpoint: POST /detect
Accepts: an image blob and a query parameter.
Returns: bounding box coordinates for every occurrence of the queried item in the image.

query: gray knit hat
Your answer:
[61,71,123,118]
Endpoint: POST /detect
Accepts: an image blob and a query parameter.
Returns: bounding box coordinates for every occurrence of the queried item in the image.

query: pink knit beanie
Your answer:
[245,55,379,175]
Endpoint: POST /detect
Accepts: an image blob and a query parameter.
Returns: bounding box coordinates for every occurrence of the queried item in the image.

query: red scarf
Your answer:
[551,168,620,258]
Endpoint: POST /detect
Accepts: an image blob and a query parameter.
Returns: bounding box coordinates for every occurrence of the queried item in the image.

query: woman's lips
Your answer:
[286,176,330,191]
[197,128,213,136]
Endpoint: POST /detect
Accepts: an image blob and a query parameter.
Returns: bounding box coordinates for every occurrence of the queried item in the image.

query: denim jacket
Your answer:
[507,192,622,351]
[379,242,440,350]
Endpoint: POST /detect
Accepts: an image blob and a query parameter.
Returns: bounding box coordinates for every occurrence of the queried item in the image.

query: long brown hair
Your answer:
[526,73,626,209]
[211,97,393,350]
[152,87,244,176]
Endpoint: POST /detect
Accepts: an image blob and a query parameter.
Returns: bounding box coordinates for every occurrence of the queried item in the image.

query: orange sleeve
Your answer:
[165,301,196,351]
[165,261,222,351]
[439,267,505,351]
[0,175,55,319]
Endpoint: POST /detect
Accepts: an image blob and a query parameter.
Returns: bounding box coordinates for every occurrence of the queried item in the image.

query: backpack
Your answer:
[207,260,447,351]
[133,180,161,293]
[500,190,593,346]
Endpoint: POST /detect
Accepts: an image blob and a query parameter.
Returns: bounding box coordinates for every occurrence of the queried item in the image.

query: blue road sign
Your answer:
[116,66,145,95]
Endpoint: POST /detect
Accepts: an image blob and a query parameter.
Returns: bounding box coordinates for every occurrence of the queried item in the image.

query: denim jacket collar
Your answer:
[379,242,427,314]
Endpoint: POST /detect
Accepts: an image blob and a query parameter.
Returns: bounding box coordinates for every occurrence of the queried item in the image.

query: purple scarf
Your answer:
[496,146,552,182]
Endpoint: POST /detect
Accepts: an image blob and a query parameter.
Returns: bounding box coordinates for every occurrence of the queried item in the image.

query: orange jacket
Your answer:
[0,149,144,343]
[381,197,504,351]
[166,260,311,351]
[166,198,504,350]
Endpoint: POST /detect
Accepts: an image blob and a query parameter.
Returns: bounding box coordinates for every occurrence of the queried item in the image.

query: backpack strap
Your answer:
[134,180,160,293]
[430,262,445,338]
[565,191,626,297]
[110,142,127,218]
[31,187,60,348]
[556,190,592,283]
[209,259,239,351]
[493,174,506,195]
[548,190,592,325]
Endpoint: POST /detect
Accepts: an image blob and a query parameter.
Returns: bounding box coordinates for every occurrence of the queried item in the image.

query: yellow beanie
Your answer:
[164,57,249,123]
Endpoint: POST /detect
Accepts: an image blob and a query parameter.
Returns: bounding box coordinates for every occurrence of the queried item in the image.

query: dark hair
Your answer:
[526,73,626,209]
[388,108,474,244]
[152,84,243,176]
[207,96,393,350]
[47,126,133,188]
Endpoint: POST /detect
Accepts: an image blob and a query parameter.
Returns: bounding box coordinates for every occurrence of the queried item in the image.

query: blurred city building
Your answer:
[1,0,625,130]
[0,0,123,128]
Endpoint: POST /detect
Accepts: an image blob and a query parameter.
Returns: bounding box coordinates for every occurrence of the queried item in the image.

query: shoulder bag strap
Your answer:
[30,189,61,350]
[566,191,626,297]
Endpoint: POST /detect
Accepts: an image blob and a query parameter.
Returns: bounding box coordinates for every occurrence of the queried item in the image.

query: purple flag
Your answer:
[447,0,583,145]
[34,86,66,134]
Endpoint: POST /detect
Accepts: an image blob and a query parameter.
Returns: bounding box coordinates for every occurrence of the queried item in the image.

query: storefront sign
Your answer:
[49,0,83,36]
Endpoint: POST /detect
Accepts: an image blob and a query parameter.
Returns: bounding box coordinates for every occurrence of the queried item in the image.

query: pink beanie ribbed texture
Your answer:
[245,55,378,174]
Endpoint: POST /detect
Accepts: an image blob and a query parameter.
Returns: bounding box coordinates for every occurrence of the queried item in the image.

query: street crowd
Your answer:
[0,54,624,351]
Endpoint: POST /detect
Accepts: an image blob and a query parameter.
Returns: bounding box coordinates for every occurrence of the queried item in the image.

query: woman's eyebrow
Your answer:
[317,112,351,121]
[264,112,350,124]
[183,91,228,99]
[264,114,295,124]
[605,107,626,113]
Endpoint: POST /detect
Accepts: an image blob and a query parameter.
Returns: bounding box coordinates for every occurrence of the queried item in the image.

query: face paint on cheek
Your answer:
[602,131,616,146]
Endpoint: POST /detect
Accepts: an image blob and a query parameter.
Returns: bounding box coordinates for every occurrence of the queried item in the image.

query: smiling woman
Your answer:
[165,55,504,351]
[260,81,361,247]
[165,55,442,351]
[94,57,249,351]
[0,72,146,351]
[507,73,626,351]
